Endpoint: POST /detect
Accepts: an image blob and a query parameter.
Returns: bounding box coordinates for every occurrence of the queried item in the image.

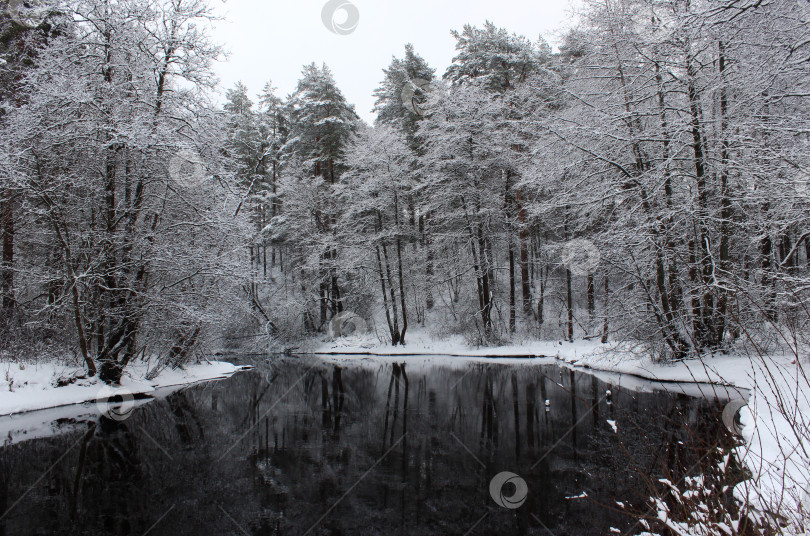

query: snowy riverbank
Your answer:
[313,330,788,388]
[0,360,248,417]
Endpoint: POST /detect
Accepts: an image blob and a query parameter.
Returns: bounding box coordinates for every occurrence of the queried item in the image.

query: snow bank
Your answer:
[732,362,810,529]
[314,328,604,359]
[0,360,248,417]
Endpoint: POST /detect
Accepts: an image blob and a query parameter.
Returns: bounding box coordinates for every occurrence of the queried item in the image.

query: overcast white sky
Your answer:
[209,0,580,123]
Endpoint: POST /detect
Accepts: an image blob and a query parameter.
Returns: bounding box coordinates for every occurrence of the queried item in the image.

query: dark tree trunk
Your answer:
[686,49,717,350]
[376,246,396,344]
[509,241,516,333]
[537,265,545,326]
[381,242,400,345]
[478,227,493,335]
[688,239,705,347]
[0,189,14,309]
[516,192,532,314]
[601,275,609,344]
[396,237,408,345]
[566,267,574,342]
[761,234,777,322]
[331,272,342,314]
[320,281,328,327]
[805,235,810,268]
[394,194,408,345]
[715,40,731,348]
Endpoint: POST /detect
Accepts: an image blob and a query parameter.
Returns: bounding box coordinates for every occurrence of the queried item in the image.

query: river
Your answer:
[0,355,748,535]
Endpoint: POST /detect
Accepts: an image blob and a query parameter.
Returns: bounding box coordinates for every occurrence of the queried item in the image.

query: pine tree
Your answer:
[279,63,358,326]
[444,20,552,91]
[444,21,556,328]
[372,43,435,148]
[285,63,358,184]
[256,81,288,270]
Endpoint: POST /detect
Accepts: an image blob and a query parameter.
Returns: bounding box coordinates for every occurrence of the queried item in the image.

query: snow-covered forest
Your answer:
[1,0,810,534]
[5,0,808,373]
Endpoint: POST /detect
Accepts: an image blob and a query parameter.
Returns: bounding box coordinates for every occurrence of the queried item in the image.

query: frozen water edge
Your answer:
[0,360,250,418]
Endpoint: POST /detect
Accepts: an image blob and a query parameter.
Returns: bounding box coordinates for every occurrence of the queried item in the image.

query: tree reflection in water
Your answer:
[0,358,742,535]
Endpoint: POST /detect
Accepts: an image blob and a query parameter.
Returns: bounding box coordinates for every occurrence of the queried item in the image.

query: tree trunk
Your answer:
[509,239,516,333]
[393,193,408,345]
[715,40,731,347]
[478,225,493,334]
[381,242,400,345]
[537,265,545,326]
[422,213,434,310]
[0,189,14,309]
[686,47,717,350]
[566,266,573,342]
[376,246,396,343]
[761,234,777,322]
[601,275,609,344]
[516,192,531,314]
[396,236,408,345]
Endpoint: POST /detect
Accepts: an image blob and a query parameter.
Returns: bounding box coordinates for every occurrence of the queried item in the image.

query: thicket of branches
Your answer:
[0,0,252,381]
[1,0,809,381]
[255,0,809,359]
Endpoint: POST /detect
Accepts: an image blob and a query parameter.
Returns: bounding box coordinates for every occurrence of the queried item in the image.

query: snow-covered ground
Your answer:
[0,360,247,417]
[314,328,603,358]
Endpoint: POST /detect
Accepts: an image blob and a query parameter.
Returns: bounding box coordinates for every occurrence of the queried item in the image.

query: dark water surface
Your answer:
[0,356,745,535]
